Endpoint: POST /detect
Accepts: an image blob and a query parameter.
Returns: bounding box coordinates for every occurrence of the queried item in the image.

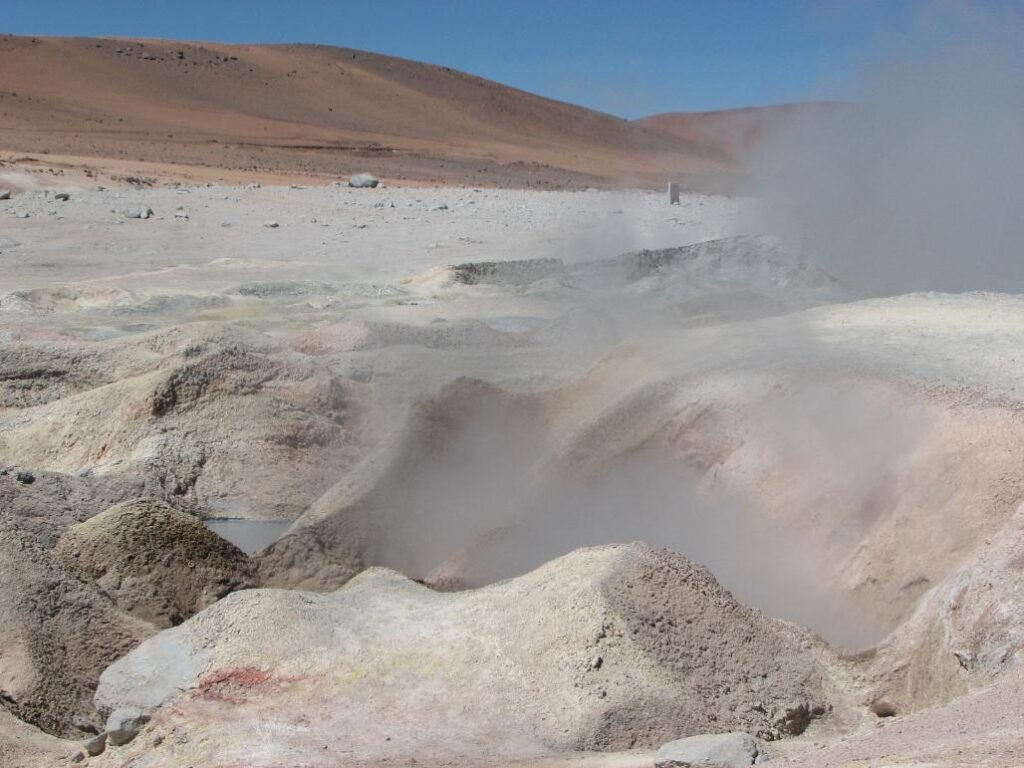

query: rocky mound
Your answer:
[0,515,152,737]
[94,544,839,767]
[0,323,363,522]
[0,467,146,548]
[53,499,256,628]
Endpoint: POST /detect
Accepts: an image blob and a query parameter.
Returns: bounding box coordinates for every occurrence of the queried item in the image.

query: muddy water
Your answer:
[203,519,291,555]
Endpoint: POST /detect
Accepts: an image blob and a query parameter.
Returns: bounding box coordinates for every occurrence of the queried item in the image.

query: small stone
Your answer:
[106,708,150,747]
[16,212,30,219]
[15,470,34,485]
[655,732,770,767]
[348,173,379,189]
[73,715,99,734]
[0,190,11,200]
[589,655,603,670]
[70,751,86,763]
[54,192,70,202]
[869,699,897,717]
[84,732,107,756]
[263,220,280,228]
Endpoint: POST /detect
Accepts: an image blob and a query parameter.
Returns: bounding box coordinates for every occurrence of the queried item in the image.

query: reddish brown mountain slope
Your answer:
[0,35,737,188]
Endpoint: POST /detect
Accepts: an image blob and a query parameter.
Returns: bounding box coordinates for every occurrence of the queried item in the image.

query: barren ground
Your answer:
[1,178,1023,767]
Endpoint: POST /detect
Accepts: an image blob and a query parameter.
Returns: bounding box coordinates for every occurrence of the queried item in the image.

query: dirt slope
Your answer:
[0,34,736,189]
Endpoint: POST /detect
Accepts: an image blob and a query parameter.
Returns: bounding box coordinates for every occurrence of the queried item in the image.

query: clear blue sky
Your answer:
[0,1,928,117]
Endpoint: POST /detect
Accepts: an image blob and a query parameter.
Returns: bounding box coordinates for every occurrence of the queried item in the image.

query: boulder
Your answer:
[0,190,11,200]
[83,732,107,756]
[655,732,770,767]
[348,173,379,188]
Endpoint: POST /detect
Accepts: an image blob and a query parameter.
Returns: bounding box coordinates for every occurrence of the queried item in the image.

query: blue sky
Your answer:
[0,1,934,117]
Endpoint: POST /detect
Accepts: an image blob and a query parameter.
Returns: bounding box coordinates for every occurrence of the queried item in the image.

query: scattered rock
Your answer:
[263,220,280,228]
[246,182,261,190]
[16,212,30,219]
[54,192,70,202]
[124,207,153,220]
[349,173,379,188]
[105,708,149,747]
[15,470,35,485]
[174,207,189,220]
[655,732,770,767]
[0,190,10,200]
[83,732,107,756]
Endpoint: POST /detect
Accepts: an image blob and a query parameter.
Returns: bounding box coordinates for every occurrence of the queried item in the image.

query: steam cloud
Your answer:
[751,10,1024,294]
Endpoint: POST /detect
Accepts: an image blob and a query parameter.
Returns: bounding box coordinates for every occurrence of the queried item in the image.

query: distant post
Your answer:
[667,182,680,204]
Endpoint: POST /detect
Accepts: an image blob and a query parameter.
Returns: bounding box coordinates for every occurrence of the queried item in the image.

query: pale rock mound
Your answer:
[655,732,770,767]
[93,544,837,767]
[53,499,256,628]
[0,515,152,737]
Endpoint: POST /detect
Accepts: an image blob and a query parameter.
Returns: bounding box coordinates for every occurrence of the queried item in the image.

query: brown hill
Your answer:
[0,34,737,189]
[635,102,843,163]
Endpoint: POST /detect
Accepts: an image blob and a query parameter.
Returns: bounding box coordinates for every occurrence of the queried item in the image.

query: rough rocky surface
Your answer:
[93,544,840,766]
[53,498,256,627]
[0,514,153,737]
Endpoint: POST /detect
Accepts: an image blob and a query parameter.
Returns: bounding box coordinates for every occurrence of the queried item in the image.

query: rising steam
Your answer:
[751,9,1024,293]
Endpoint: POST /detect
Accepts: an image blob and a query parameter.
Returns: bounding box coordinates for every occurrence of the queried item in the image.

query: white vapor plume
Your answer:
[751,8,1024,294]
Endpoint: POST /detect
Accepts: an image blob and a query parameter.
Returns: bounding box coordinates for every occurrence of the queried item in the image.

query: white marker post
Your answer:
[668,182,680,204]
